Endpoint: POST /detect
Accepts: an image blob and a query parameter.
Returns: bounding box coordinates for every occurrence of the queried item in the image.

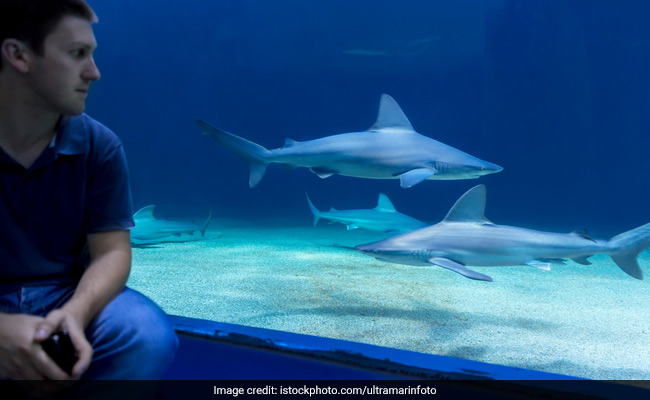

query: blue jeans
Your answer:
[0,284,178,380]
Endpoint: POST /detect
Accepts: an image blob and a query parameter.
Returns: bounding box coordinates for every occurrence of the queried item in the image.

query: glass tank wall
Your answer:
[86,0,650,380]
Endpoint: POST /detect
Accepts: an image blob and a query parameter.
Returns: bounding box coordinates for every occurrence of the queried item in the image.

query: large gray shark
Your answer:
[306,193,427,233]
[131,205,212,245]
[355,185,650,282]
[197,94,502,188]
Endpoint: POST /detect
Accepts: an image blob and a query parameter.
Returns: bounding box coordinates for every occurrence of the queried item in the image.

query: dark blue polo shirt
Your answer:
[0,114,134,293]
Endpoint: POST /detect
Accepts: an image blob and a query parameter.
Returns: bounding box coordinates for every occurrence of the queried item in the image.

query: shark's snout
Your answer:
[355,243,392,258]
[477,161,503,176]
[438,158,503,180]
[354,243,376,254]
[355,241,422,266]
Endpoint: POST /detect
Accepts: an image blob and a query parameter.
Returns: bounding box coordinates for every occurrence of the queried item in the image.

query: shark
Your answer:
[196,94,502,188]
[306,193,427,233]
[355,184,650,282]
[131,205,212,245]
[342,37,439,57]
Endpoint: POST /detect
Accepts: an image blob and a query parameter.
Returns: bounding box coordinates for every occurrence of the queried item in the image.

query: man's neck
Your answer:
[0,75,62,168]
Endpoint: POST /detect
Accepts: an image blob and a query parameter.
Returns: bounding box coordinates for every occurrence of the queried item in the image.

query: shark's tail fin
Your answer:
[200,209,213,237]
[197,120,271,188]
[305,193,321,226]
[608,222,650,279]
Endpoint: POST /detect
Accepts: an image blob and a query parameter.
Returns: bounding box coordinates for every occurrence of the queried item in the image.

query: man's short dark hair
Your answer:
[0,0,96,70]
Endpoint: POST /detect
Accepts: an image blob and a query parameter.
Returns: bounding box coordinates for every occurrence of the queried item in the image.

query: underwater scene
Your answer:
[87,0,650,379]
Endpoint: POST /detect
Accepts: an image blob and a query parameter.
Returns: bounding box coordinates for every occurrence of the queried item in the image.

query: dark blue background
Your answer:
[86,0,650,238]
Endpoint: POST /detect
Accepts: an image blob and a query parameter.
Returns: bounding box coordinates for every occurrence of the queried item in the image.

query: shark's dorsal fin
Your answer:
[368,94,415,132]
[571,228,596,243]
[443,185,490,223]
[133,205,157,220]
[375,193,397,212]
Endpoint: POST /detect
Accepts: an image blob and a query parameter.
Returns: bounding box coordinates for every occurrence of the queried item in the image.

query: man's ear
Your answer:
[1,39,32,73]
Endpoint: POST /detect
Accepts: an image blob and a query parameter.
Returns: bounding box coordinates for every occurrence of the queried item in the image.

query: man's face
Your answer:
[27,15,101,115]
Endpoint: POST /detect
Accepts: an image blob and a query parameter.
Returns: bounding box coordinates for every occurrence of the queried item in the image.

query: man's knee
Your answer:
[86,288,178,379]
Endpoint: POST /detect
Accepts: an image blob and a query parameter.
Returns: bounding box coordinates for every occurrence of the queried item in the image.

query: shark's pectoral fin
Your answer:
[526,261,551,270]
[526,258,568,270]
[536,258,566,265]
[398,168,437,188]
[310,167,338,179]
[428,257,493,282]
[571,256,592,265]
[346,224,359,230]
[249,163,268,188]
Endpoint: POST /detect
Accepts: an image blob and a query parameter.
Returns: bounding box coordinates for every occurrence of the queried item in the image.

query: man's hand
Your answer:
[0,230,129,381]
[35,308,94,379]
[0,313,72,380]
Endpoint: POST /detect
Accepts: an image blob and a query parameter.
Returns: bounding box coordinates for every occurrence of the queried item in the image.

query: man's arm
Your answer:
[58,229,131,328]
[36,229,132,379]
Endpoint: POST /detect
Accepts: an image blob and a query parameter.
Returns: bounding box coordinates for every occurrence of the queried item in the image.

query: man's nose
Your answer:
[83,56,101,81]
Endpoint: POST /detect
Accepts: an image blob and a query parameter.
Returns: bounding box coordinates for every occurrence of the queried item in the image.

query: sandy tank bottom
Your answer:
[127,218,650,380]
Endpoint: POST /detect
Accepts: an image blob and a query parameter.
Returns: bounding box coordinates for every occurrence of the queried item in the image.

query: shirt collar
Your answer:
[51,115,87,155]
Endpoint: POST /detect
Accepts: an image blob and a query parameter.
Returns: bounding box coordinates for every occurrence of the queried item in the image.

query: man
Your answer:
[0,0,178,380]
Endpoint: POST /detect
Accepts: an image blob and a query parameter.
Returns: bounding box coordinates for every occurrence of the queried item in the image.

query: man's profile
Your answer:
[0,0,178,380]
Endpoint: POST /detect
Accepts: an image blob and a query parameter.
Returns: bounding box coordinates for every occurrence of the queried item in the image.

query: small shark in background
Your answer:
[306,193,427,233]
[355,185,650,282]
[131,205,212,245]
[197,94,502,188]
[343,36,439,57]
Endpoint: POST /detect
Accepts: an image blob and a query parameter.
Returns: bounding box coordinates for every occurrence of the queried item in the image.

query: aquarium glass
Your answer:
[86,0,650,380]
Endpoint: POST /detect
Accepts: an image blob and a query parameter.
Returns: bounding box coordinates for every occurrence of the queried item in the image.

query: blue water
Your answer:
[86,0,650,239]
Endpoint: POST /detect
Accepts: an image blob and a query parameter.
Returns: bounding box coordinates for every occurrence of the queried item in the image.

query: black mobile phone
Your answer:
[41,330,78,375]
